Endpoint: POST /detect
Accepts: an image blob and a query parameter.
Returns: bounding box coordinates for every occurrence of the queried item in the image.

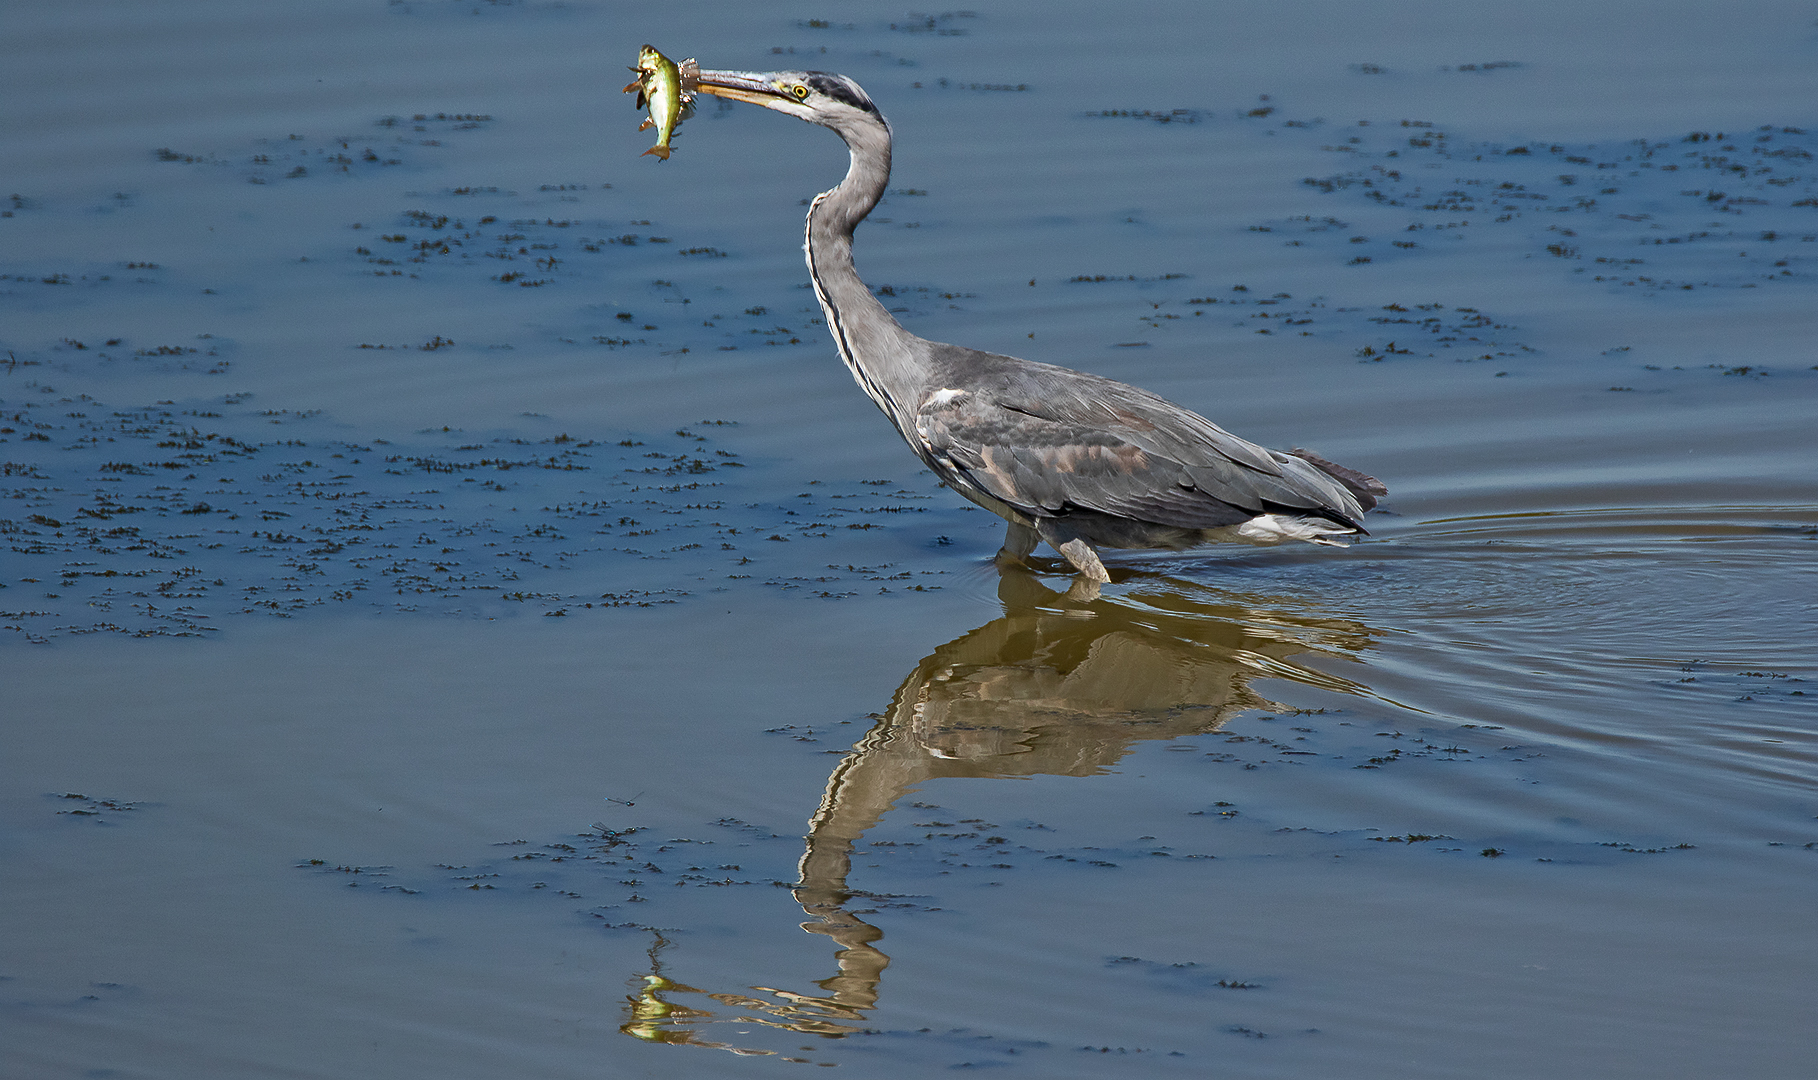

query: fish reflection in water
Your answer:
[623,570,1377,1053]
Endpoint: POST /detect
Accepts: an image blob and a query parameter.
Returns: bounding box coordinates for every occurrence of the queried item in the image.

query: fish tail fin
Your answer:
[643,145,671,161]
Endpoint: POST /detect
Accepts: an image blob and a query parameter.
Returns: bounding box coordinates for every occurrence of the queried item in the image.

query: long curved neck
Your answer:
[805,114,925,424]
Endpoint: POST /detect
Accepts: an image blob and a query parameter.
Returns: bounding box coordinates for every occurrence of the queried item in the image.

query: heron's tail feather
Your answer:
[1287,448,1387,510]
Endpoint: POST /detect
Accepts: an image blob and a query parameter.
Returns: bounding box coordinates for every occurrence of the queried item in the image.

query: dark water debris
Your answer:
[2,385,948,640]
[1090,101,1818,295]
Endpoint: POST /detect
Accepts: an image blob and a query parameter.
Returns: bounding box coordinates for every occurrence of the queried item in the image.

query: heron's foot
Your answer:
[1056,538,1111,584]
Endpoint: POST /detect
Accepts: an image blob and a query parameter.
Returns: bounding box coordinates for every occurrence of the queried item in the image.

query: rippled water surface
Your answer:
[5,2,1816,1077]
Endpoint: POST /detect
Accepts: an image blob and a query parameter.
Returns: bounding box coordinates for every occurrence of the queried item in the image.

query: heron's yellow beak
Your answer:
[691,70,791,107]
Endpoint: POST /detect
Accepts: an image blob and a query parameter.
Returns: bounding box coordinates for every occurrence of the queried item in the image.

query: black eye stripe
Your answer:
[801,72,878,114]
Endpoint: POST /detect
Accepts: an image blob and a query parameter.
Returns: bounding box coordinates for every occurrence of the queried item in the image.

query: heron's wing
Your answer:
[922,398,1248,527]
[915,372,1366,528]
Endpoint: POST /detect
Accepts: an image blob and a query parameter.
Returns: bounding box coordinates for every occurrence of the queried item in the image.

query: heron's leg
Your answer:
[1031,521,1112,584]
[1056,538,1111,584]
[994,521,1040,567]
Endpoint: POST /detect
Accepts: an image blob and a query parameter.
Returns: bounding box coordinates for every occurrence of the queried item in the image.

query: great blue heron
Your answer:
[690,68,1386,584]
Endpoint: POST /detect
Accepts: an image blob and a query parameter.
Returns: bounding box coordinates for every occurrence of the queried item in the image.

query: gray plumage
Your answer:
[691,68,1385,584]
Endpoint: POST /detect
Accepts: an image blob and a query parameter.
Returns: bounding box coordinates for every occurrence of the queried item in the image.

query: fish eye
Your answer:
[791,84,809,99]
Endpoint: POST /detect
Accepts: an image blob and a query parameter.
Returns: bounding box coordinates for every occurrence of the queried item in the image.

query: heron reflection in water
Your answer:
[622,570,1377,1052]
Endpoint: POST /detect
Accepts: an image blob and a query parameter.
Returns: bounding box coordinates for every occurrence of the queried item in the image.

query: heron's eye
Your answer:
[791,84,809,100]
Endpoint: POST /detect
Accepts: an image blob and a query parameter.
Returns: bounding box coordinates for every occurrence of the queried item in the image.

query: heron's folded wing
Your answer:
[950,376,1370,522]
[919,396,1266,528]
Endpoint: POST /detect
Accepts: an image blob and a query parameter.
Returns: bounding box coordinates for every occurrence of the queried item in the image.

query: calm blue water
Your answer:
[4,3,1815,1077]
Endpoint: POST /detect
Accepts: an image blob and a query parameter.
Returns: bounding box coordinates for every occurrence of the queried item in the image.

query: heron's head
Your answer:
[692,69,884,132]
